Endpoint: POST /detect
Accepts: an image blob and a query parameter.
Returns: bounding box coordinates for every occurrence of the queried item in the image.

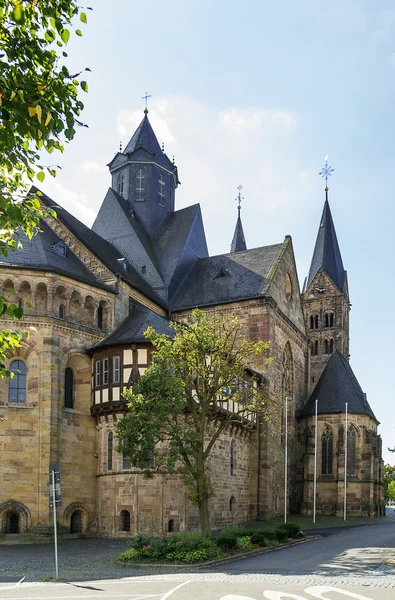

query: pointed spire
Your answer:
[230,185,247,253]
[123,111,162,155]
[305,197,346,292]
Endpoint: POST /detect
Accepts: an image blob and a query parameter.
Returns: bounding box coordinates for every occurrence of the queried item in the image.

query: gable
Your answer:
[264,236,306,334]
[303,267,347,301]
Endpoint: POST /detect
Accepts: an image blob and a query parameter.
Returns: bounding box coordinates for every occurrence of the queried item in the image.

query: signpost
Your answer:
[49,462,61,579]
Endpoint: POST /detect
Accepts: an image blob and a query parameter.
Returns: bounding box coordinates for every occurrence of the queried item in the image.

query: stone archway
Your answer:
[0,501,31,534]
[63,502,91,535]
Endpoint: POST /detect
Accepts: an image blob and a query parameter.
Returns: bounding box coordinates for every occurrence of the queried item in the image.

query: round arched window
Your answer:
[229,496,237,514]
[285,273,292,302]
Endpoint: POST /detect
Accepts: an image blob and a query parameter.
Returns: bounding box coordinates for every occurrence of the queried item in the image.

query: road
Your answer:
[0,517,394,599]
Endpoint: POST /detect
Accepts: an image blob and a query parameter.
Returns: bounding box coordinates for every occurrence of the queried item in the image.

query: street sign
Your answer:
[49,461,62,507]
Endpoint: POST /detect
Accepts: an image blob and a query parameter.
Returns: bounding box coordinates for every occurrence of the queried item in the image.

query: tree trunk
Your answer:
[198,491,211,534]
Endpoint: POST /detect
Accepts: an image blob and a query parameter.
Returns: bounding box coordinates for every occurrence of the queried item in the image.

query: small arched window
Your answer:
[311,340,319,356]
[310,314,319,329]
[117,172,124,196]
[119,510,130,532]
[324,339,334,354]
[9,360,27,403]
[64,368,74,409]
[107,432,113,471]
[97,305,103,330]
[324,312,334,328]
[347,427,357,476]
[59,305,65,319]
[230,440,235,476]
[321,426,333,475]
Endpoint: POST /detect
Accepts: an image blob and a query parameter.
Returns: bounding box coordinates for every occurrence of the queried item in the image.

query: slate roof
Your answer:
[230,213,247,253]
[89,303,173,351]
[124,113,162,155]
[171,243,284,310]
[0,220,106,289]
[304,199,346,292]
[34,187,167,307]
[301,350,378,423]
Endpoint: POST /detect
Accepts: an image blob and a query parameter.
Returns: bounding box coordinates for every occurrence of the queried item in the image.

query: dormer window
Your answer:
[141,265,146,275]
[158,174,165,206]
[117,172,124,197]
[56,242,67,256]
[136,169,144,201]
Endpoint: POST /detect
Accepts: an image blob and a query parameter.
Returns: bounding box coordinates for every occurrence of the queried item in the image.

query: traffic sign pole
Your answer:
[51,468,59,579]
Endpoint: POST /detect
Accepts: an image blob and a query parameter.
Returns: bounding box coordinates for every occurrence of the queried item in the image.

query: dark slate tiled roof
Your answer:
[92,187,164,287]
[230,213,247,253]
[304,199,346,291]
[0,221,105,288]
[124,114,162,155]
[34,187,166,307]
[171,243,283,310]
[89,303,173,351]
[302,350,378,423]
[154,204,208,287]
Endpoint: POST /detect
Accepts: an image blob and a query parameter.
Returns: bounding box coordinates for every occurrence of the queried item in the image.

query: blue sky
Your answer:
[40,0,395,461]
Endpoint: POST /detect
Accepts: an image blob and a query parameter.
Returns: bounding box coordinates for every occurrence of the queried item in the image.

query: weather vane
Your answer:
[236,185,244,214]
[319,155,334,190]
[142,92,151,114]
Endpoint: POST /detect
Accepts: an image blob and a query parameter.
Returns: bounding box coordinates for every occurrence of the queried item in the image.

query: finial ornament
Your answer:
[319,155,334,191]
[235,185,244,214]
[141,91,151,114]
[119,140,123,153]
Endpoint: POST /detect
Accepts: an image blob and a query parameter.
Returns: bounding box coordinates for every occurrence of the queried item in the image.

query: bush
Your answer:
[123,532,221,563]
[128,532,151,550]
[250,532,268,547]
[274,528,288,542]
[276,522,300,538]
[236,535,252,550]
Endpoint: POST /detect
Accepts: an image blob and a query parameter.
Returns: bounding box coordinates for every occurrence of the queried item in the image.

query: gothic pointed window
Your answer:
[107,432,113,471]
[117,172,124,197]
[136,169,144,201]
[321,426,333,475]
[8,360,27,403]
[64,367,74,409]
[347,427,357,476]
[158,174,165,206]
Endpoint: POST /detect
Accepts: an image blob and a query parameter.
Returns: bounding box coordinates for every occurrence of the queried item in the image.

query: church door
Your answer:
[70,510,83,534]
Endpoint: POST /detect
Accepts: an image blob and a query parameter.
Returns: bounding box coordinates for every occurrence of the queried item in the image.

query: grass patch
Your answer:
[119,523,302,565]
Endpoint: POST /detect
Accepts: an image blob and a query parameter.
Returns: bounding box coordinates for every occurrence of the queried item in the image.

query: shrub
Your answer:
[274,528,288,542]
[217,534,239,551]
[251,529,277,542]
[236,535,252,550]
[119,547,140,561]
[277,522,300,538]
[166,547,221,563]
[128,532,151,550]
[250,532,268,547]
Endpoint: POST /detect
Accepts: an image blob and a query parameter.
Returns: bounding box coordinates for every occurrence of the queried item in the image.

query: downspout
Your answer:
[257,414,262,521]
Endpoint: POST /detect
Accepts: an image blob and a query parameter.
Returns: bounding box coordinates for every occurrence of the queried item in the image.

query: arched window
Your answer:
[59,305,64,319]
[117,172,124,196]
[64,368,74,409]
[97,305,103,330]
[230,440,235,476]
[107,432,113,471]
[310,314,319,329]
[311,340,319,356]
[70,510,83,534]
[321,426,333,475]
[168,518,175,532]
[324,339,334,354]
[329,338,334,353]
[119,510,130,532]
[9,360,27,403]
[324,312,334,328]
[347,427,357,476]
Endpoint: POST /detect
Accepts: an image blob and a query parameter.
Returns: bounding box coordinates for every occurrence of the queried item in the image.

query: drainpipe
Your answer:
[257,414,262,521]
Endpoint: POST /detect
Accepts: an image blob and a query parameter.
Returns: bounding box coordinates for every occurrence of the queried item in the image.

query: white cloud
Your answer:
[40,179,96,227]
[81,161,107,173]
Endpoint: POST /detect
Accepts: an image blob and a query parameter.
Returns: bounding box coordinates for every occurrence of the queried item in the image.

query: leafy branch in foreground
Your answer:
[0,0,90,375]
[117,309,274,533]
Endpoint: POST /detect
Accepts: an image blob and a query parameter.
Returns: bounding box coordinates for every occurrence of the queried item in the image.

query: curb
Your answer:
[117,535,323,569]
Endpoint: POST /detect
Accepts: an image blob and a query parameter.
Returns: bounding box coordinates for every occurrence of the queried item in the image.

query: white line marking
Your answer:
[304,586,374,600]
[160,581,191,600]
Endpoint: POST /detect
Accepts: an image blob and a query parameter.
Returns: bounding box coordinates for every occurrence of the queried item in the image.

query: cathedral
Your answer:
[0,108,384,537]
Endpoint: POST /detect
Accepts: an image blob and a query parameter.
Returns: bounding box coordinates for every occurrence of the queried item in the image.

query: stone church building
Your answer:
[0,109,384,536]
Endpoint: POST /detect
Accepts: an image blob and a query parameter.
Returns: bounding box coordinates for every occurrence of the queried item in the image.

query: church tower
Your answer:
[106,107,179,238]
[302,162,350,393]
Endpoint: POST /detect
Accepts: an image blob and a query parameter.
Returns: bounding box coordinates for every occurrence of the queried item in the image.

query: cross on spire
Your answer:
[236,185,244,215]
[319,155,334,192]
[141,92,151,114]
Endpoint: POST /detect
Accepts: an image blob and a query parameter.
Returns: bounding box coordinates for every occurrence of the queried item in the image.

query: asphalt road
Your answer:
[1,517,395,599]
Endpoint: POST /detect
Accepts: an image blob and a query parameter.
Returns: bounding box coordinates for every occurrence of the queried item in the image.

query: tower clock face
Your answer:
[314,286,326,294]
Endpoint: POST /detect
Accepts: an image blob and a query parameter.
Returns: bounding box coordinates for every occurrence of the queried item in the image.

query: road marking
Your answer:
[160,581,191,599]
[263,592,307,599]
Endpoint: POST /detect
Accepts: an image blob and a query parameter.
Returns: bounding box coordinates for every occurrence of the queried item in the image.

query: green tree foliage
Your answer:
[117,309,273,534]
[384,463,395,501]
[0,0,90,376]
[388,480,395,502]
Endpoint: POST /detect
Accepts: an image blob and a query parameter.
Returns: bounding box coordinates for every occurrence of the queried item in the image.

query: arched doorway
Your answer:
[4,511,19,534]
[70,510,83,534]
